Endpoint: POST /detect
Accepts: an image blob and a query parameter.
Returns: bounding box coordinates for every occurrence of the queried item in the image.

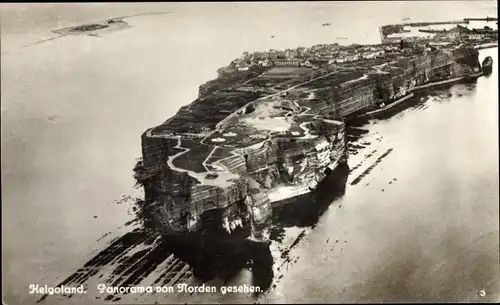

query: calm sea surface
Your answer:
[1,2,498,304]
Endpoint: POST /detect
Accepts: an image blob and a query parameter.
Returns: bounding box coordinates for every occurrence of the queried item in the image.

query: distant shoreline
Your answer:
[51,12,172,36]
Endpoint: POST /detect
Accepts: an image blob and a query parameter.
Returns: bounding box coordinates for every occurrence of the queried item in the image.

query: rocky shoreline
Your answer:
[30,15,497,303]
[123,18,499,292]
[136,37,491,242]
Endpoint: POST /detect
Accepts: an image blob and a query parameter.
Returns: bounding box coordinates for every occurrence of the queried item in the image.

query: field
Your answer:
[299,71,365,90]
[152,90,264,135]
[263,67,313,78]
[272,68,334,90]
[246,78,285,87]
[172,140,212,173]
[204,147,234,165]
[205,124,269,148]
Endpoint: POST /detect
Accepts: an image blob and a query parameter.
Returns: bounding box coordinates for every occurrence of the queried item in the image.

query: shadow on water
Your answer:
[38,228,274,303]
[163,231,273,294]
[272,162,350,229]
[37,229,158,303]
[38,151,351,303]
[42,75,482,301]
[38,202,273,303]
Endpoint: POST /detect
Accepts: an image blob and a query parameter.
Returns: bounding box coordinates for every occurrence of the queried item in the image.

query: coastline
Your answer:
[360,68,487,119]
[3,5,497,304]
[136,16,496,242]
[268,158,344,205]
[364,93,415,117]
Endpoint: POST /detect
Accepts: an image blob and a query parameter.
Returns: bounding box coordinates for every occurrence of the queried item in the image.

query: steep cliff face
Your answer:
[137,119,347,239]
[328,46,481,117]
[243,122,346,194]
[136,45,480,239]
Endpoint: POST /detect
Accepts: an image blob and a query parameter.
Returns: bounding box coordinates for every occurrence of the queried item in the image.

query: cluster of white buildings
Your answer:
[229,43,390,71]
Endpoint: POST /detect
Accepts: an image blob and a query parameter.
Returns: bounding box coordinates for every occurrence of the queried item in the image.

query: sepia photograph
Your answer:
[1,1,499,304]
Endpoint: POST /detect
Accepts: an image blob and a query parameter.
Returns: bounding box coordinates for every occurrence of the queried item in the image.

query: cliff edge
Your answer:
[136,40,482,240]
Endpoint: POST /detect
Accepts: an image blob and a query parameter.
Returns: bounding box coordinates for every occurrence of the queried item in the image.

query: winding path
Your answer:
[149,65,349,184]
[167,137,240,187]
[214,67,343,131]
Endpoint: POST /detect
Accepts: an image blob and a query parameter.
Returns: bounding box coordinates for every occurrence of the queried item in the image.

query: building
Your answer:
[237,63,250,71]
[310,58,330,66]
[361,50,384,59]
[302,60,313,67]
[273,60,301,67]
[296,47,306,57]
[345,54,360,62]
[268,49,279,59]
[258,59,271,67]
[467,34,484,40]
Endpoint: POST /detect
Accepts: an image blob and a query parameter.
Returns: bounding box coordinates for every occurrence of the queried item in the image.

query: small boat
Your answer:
[336,37,348,40]
[482,56,493,75]
[271,35,275,39]
[403,17,411,21]
[322,22,331,27]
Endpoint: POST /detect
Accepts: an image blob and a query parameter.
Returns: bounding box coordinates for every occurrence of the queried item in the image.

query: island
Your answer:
[50,12,171,37]
[134,18,496,245]
[52,17,131,36]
